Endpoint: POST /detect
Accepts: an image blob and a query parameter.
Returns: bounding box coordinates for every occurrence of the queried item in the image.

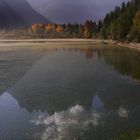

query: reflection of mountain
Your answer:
[0,0,49,28]
[8,48,140,114]
[0,47,46,94]
[10,49,95,114]
[1,46,140,140]
[1,91,140,140]
[0,92,46,140]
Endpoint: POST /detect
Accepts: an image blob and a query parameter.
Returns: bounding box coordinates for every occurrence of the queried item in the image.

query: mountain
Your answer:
[0,0,50,29]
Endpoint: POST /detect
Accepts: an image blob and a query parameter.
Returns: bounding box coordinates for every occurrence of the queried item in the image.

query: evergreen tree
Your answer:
[97,0,140,42]
[130,10,140,42]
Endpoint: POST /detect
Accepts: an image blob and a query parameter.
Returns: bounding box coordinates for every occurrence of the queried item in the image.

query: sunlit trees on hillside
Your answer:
[56,25,63,33]
[31,24,45,33]
[29,20,96,39]
[84,20,96,38]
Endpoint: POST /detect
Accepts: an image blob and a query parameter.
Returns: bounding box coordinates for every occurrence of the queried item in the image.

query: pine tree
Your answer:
[130,10,140,42]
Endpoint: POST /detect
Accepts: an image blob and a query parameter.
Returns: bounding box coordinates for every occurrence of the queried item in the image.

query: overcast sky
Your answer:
[26,0,129,23]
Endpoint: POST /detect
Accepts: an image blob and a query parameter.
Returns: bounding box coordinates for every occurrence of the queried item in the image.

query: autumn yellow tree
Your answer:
[31,24,45,33]
[84,20,95,38]
[56,25,63,33]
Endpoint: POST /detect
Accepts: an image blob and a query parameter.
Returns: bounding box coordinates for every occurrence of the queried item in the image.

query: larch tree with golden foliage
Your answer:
[84,20,95,39]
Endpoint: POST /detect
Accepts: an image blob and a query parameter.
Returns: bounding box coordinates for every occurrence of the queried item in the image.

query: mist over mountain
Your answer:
[27,0,129,23]
[0,0,50,29]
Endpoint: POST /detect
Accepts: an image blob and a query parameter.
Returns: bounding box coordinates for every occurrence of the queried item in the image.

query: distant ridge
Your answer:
[0,0,50,29]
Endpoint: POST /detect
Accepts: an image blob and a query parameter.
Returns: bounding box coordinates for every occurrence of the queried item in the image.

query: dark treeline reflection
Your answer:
[62,46,140,81]
[7,45,140,115]
[1,45,140,140]
[98,46,140,81]
[31,46,140,80]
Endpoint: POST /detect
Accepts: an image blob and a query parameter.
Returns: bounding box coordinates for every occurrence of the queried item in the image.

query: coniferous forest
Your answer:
[96,0,140,42]
[1,0,139,42]
[17,0,140,42]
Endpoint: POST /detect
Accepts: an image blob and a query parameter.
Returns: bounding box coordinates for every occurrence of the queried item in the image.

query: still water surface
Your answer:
[0,43,140,140]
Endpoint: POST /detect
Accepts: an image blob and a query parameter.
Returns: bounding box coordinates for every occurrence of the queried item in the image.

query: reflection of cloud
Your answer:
[31,105,101,140]
[118,107,129,118]
[92,95,105,112]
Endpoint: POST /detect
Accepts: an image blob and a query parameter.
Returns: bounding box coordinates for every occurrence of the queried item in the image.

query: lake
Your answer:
[0,41,140,140]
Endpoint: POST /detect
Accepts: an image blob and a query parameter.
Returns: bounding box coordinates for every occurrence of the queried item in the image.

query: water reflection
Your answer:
[118,107,129,118]
[31,105,101,140]
[3,47,139,114]
[0,46,47,94]
[0,92,45,140]
[44,46,140,81]
[1,91,140,140]
[97,46,140,81]
[29,46,140,82]
[92,95,105,112]
[0,44,140,139]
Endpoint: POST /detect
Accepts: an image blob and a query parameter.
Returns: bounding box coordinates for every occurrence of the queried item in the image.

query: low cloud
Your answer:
[31,104,101,140]
[27,0,129,23]
[118,107,129,118]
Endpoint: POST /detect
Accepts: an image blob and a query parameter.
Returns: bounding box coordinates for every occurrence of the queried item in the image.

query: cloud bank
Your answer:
[27,0,129,23]
[31,104,130,140]
[31,105,101,140]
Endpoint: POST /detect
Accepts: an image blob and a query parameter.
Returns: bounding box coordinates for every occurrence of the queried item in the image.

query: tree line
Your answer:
[28,0,140,42]
[29,21,96,39]
[96,0,140,42]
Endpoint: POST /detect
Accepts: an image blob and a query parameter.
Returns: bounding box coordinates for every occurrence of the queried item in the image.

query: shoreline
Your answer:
[0,39,111,48]
[0,38,107,43]
[114,42,140,51]
[0,38,139,51]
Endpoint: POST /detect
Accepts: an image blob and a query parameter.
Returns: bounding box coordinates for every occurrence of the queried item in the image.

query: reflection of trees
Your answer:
[96,46,140,110]
[98,46,140,80]
[83,48,94,59]
[3,46,140,140]
[32,47,96,60]
[9,48,95,114]
[7,46,140,114]
[65,47,95,59]
[9,47,95,113]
